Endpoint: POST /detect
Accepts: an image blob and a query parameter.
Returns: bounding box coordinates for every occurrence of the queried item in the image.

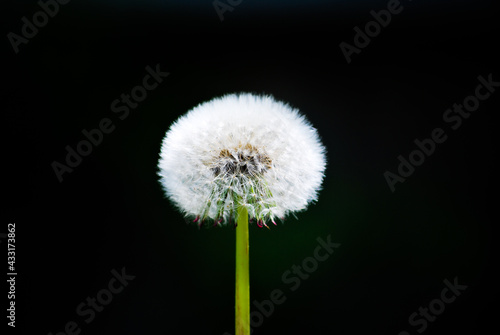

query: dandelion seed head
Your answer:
[158,93,326,226]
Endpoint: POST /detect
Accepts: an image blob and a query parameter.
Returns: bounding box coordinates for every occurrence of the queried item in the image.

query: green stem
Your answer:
[235,205,250,335]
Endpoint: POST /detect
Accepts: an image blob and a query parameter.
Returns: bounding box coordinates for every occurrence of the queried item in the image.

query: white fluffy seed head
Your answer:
[158,93,326,226]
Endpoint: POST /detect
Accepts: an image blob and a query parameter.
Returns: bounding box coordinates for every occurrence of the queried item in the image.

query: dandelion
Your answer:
[158,93,326,334]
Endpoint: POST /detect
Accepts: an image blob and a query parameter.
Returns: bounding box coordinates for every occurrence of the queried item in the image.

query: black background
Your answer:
[2,0,498,334]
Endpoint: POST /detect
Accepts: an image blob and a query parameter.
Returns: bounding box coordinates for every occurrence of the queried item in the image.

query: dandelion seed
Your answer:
[158,93,326,226]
